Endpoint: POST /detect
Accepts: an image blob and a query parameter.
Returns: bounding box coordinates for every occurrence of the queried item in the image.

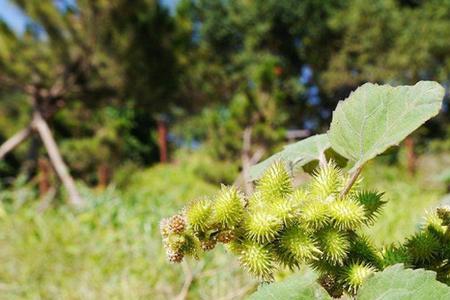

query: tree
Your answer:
[0,0,177,205]
[320,0,450,122]
[0,0,106,206]
[172,0,348,185]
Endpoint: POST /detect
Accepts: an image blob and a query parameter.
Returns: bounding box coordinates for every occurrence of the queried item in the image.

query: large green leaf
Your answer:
[247,270,331,300]
[249,134,331,180]
[357,264,450,300]
[328,81,445,172]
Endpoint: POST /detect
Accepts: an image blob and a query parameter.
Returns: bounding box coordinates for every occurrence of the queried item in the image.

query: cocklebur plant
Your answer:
[161,162,385,293]
[161,81,449,298]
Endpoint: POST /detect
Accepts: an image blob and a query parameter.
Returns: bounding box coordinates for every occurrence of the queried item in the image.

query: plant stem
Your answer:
[340,166,363,197]
[319,151,327,168]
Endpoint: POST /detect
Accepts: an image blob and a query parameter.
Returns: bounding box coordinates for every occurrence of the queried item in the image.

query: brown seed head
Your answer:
[168,214,186,234]
[217,230,235,244]
[167,249,184,263]
[201,238,217,251]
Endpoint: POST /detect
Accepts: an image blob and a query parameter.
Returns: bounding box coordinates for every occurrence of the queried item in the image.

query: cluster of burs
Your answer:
[160,162,450,296]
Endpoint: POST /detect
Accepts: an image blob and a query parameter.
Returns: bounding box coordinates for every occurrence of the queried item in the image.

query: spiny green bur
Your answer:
[161,161,450,296]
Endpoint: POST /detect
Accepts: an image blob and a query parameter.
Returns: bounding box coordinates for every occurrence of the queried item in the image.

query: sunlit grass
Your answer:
[0,164,255,300]
[361,161,444,245]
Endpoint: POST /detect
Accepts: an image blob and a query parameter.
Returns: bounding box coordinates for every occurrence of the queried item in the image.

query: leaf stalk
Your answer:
[340,166,363,197]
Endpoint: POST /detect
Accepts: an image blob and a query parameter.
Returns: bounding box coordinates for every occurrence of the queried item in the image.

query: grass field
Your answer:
[0,156,447,299]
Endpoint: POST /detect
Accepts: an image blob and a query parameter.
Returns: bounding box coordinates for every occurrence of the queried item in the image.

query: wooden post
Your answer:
[157,119,168,163]
[38,158,52,198]
[97,163,110,190]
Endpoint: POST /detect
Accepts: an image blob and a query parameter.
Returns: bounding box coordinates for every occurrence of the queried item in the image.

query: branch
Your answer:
[175,261,194,300]
[250,148,265,165]
[0,75,36,95]
[0,126,33,160]
[340,166,363,198]
[32,110,84,207]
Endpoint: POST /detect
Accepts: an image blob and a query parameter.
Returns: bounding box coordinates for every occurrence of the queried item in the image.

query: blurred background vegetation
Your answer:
[0,0,448,299]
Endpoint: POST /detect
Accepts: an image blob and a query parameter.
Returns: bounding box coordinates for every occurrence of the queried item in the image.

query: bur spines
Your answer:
[269,198,299,226]
[318,228,350,265]
[226,240,243,255]
[289,188,309,207]
[279,226,322,262]
[406,231,441,264]
[300,200,329,229]
[309,257,341,274]
[257,161,292,199]
[211,185,244,228]
[274,244,301,270]
[244,211,282,243]
[381,244,411,268]
[348,234,382,269]
[247,191,266,211]
[342,262,376,293]
[186,198,212,233]
[310,161,343,198]
[328,198,367,230]
[239,241,275,281]
[423,211,445,238]
[355,190,385,224]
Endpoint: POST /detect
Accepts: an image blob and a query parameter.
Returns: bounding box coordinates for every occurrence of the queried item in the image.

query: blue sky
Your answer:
[0,0,178,34]
[0,0,29,33]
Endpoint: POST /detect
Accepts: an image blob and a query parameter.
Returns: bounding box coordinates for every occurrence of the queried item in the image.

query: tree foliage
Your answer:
[0,0,178,183]
[0,0,449,193]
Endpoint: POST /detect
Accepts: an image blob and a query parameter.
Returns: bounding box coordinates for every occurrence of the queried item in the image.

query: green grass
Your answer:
[361,161,444,245]
[0,164,255,300]
[0,159,446,299]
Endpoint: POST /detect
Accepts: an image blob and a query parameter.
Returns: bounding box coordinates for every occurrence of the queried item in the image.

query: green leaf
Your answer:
[247,270,331,300]
[357,264,450,300]
[249,134,331,181]
[328,81,445,172]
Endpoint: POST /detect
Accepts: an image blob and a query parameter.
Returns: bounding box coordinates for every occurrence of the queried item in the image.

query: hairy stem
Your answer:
[319,151,327,168]
[175,261,194,300]
[340,166,363,197]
